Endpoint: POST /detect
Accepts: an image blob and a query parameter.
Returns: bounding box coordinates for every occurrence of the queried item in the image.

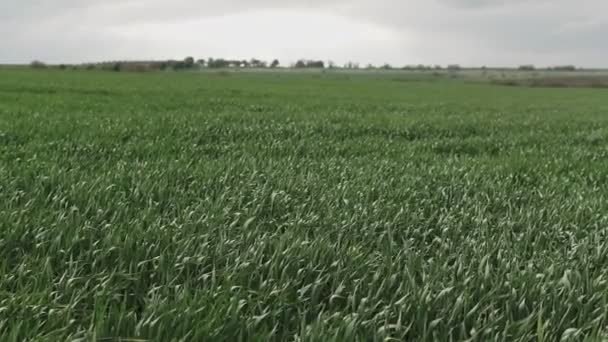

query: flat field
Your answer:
[1,69,608,341]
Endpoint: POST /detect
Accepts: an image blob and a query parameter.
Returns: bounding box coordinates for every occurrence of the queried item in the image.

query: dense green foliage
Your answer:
[1,69,608,341]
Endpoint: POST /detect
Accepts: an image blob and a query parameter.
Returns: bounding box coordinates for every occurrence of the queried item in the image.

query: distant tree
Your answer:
[183,57,195,68]
[207,58,231,68]
[518,65,535,71]
[306,60,325,68]
[58,64,68,70]
[412,64,432,71]
[551,65,576,71]
[434,65,443,70]
[197,59,206,67]
[381,63,392,70]
[112,63,122,72]
[270,59,280,68]
[344,61,360,69]
[30,60,47,69]
[295,60,307,68]
[447,64,461,71]
[249,59,267,68]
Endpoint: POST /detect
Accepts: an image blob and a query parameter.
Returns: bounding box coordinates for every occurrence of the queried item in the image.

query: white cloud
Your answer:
[1,0,606,67]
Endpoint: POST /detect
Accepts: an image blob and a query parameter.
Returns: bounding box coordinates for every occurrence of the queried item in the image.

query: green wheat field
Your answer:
[1,69,608,341]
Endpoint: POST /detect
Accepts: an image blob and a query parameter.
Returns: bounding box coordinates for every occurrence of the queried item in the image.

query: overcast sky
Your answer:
[2,0,607,67]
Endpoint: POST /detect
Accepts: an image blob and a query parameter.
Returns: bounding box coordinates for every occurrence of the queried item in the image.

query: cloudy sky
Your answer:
[1,0,607,67]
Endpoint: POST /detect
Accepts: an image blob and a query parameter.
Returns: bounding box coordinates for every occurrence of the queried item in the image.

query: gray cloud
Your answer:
[1,0,606,67]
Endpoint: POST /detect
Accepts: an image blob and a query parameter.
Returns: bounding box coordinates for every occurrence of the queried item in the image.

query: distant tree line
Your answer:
[548,65,577,71]
[29,57,283,72]
[518,65,576,71]
[28,58,580,73]
[294,60,325,68]
[518,65,536,71]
